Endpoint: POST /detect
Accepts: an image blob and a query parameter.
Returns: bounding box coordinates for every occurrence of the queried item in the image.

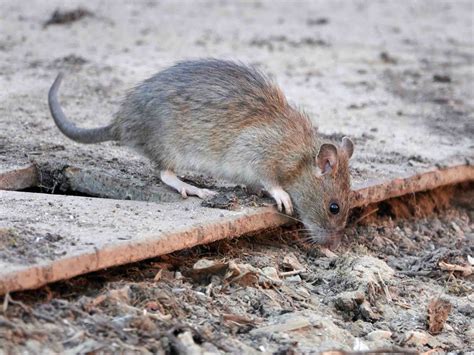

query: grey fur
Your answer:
[114,60,301,187]
[48,73,116,144]
[49,59,354,245]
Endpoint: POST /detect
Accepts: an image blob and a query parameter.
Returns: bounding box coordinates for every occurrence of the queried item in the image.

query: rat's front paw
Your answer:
[268,187,293,215]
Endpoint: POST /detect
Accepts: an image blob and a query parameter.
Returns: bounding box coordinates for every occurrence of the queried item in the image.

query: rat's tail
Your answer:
[48,73,117,144]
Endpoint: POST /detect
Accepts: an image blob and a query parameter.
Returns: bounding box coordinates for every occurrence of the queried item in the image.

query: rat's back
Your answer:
[115,59,313,183]
[116,59,286,135]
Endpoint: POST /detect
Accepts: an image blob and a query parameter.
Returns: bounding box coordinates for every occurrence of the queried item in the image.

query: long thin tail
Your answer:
[48,73,116,144]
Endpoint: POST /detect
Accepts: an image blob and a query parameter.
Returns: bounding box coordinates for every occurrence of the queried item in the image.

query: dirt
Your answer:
[201,188,270,211]
[1,0,473,353]
[0,227,68,264]
[0,190,473,353]
[43,8,93,28]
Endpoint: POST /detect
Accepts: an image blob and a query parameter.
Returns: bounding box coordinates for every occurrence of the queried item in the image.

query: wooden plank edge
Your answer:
[1,163,473,294]
[351,164,474,207]
[0,165,38,190]
[0,208,290,294]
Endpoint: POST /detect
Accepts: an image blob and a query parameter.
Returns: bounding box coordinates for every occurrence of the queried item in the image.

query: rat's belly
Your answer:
[167,145,262,186]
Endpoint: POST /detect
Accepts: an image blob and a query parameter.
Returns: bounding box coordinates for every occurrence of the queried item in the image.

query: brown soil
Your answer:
[1,188,473,353]
[1,1,473,353]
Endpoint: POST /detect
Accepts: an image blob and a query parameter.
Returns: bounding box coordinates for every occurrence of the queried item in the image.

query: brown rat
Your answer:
[48,59,354,245]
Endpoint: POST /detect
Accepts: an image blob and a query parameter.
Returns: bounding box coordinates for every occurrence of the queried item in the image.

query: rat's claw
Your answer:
[276,199,283,212]
[282,194,293,215]
[268,186,293,215]
[180,188,188,198]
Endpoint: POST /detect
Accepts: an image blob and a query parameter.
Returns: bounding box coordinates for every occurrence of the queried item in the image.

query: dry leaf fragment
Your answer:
[320,247,338,258]
[427,298,452,335]
[107,286,131,304]
[233,271,260,287]
[187,259,229,282]
[261,266,280,281]
[282,252,305,271]
[250,315,311,335]
[223,313,257,326]
[438,260,472,277]
[153,269,163,282]
[193,258,222,270]
[224,261,260,287]
[88,294,107,308]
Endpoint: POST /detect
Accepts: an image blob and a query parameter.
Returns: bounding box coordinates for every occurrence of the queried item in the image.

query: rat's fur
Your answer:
[48,59,354,245]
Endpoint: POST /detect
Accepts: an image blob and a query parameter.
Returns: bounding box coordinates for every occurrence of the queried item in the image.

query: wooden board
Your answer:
[1,0,473,295]
[0,163,472,295]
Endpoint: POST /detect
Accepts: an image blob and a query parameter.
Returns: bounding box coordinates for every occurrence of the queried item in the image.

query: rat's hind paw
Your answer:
[268,186,293,215]
[161,170,216,200]
[198,188,218,199]
[181,186,217,199]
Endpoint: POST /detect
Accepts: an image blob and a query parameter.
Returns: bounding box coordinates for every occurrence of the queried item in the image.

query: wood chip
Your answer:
[153,269,163,282]
[438,260,472,276]
[427,298,452,335]
[282,252,305,271]
[250,315,311,335]
[319,248,338,258]
[223,313,257,326]
[279,269,305,277]
[187,259,229,282]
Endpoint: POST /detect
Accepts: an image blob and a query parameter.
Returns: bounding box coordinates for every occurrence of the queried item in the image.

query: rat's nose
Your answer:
[324,235,341,250]
[321,230,343,249]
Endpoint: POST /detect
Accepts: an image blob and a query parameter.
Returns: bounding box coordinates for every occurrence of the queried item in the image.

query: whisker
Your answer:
[282,230,312,236]
[350,207,379,226]
[273,210,304,224]
[299,235,316,242]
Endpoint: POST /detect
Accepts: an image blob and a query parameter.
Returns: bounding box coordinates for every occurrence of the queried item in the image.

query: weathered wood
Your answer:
[0,165,38,190]
[352,165,474,207]
[0,192,290,295]
[250,315,311,335]
[0,163,472,295]
[64,167,182,203]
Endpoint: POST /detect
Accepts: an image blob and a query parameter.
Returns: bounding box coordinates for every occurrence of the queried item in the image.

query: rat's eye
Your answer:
[329,202,340,215]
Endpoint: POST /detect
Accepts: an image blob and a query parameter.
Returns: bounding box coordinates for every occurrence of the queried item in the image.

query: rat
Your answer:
[48,59,354,245]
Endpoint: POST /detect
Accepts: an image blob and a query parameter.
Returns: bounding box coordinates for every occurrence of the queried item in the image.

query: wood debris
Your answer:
[250,315,311,335]
[427,298,452,335]
[282,252,305,271]
[438,260,473,277]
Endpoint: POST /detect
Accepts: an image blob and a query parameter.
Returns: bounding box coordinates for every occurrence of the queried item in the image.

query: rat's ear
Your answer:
[316,143,338,175]
[341,136,354,159]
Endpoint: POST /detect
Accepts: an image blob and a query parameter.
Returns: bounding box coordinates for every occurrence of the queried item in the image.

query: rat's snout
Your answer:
[305,222,343,247]
[322,231,343,250]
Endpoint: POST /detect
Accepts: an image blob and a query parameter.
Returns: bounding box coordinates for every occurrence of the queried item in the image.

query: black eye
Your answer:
[329,202,340,215]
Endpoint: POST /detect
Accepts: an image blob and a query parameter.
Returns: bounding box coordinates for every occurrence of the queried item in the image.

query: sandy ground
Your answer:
[0,0,473,353]
[0,0,473,186]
